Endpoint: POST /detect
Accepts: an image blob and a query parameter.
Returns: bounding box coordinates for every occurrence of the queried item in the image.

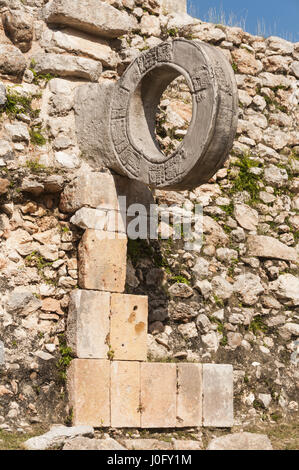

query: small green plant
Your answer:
[56,335,74,382]
[232,62,238,73]
[65,408,74,427]
[170,275,190,285]
[25,159,47,173]
[107,345,115,361]
[213,294,224,307]
[30,127,47,146]
[249,315,268,335]
[229,152,263,202]
[3,88,40,120]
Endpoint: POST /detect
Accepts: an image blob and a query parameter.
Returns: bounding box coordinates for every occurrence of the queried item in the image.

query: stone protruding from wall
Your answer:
[68,360,233,428]
[75,39,238,190]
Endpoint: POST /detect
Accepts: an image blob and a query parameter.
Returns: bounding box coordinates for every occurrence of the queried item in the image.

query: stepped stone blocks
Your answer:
[68,360,233,428]
[110,294,148,361]
[140,363,177,428]
[68,359,110,427]
[78,229,127,292]
[202,364,234,427]
[67,290,110,359]
[176,363,202,427]
[111,361,140,428]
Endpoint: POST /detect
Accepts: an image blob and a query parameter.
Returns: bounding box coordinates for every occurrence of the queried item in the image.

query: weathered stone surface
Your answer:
[202,364,233,427]
[44,0,137,38]
[162,0,187,14]
[110,294,147,361]
[60,172,154,213]
[211,276,233,300]
[234,203,259,231]
[270,274,299,306]
[176,363,202,427]
[0,44,26,78]
[67,290,110,359]
[67,359,110,427]
[290,61,299,79]
[2,10,33,53]
[141,363,177,428]
[41,28,119,68]
[168,283,193,298]
[247,235,298,262]
[78,229,127,293]
[111,361,141,428]
[63,437,126,450]
[75,39,238,190]
[233,273,264,305]
[173,440,202,450]
[0,82,6,106]
[266,36,294,55]
[23,425,94,450]
[70,207,107,231]
[207,432,272,450]
[122,439,173,450]
[231,48,262,75]
[32,53,102,82]
[5,123,30,143]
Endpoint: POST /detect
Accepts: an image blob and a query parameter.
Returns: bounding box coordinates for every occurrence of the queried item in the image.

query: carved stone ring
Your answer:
[75,39,238,191]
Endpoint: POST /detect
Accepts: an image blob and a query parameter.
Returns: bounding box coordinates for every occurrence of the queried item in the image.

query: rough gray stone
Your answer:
[23,425,94,450]
[5,123,30,143]
[0,44,27,78]
[6,291,41,315]
[247,235,298,262]
[203,364,234,427]
[234,203,259,231]
[233,273,264,305]
[32,53,102,82]
[63,437,126,450]
[44,0,137,38]
[0,82,6,106]
[270,274,299,306]
[207,432,272,450]
[75,39,238,190]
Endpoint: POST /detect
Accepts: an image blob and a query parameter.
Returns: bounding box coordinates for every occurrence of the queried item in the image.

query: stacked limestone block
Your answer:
[66,173,233,428]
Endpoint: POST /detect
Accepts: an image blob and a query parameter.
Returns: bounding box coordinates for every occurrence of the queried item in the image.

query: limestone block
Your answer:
[161,0,187,14]
[60,171,154,214]
[110,294,148,361]
[32,53,102,82]
[202,364,234,427]
[111,361,141,428]
[68,359,110,427]
[67,290,110,359]
[176,363,202,427]
[247,235,298,262]
[44,0,137,38]
[42,28,119,68]
[78,229,127,293]
[140,363,177,428]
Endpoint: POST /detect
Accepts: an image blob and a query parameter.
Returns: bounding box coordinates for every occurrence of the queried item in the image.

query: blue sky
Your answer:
[187,0,299,42]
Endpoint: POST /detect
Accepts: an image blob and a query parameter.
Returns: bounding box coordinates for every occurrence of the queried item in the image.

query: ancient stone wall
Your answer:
[0,0,298,433]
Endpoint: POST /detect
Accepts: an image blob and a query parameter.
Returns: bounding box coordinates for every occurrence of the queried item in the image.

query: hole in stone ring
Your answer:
[129,64,193,163]
[155,75,192,156]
